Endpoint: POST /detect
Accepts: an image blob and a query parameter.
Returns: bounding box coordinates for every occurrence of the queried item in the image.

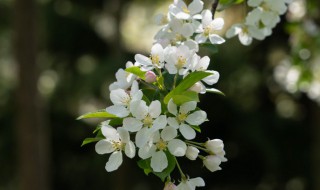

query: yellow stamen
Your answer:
[156,139,167,151]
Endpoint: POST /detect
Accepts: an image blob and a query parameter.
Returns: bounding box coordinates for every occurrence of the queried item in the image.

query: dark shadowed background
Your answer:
[0,0,320,189]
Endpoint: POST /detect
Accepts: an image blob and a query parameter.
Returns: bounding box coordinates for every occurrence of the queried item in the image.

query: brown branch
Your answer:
[211,0,220,19]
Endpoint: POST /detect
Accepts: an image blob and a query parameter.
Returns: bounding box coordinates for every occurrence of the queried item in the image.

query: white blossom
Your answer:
[169,0,204,20]
[167,99,207,140]
[109,61,137,91]
[138,127,187,172]
[106,81,142,118]
[165,45,195,75]
[195,10,225,45]
[186,146,199,160]
[135,43,165,71]
[95,124,135,172]
[177,177,205,190]
[123,100,167,148]
[203,155,223,172]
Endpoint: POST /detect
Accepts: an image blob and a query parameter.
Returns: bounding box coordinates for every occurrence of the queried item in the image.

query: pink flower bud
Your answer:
[145,71,157,83]
[163,182,177,190]
[189,82,202,93]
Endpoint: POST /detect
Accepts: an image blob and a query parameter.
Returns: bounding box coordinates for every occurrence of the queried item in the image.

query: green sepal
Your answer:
[137,158,152,175]
[191,125,201,133]
[217,0,245,11]
[164,71,212,104]
[77,109,117,120]
[125,66,146,80]
[206,88,225,96]
[172,91,199,105]
[81,137,103,147]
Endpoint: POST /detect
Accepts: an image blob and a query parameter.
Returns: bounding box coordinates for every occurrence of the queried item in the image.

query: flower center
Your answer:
[121,96,131,106]
[151,54,160,66]
[182,6,190,14]
[176,56,187,69]
[204,26,211,37]
[112,141,124,151]
[177,113,187,123]
[156,139,167,151]
[143,115,153,127]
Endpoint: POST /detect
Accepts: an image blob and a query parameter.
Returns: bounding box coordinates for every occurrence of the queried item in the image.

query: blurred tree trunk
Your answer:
[13,0,50,190]
[312,104,320,190]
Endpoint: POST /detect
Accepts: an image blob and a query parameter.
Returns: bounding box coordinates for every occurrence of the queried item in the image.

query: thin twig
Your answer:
[211,0,220,19]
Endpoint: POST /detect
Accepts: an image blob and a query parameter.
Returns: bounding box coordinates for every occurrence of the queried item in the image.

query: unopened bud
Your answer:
[203,155,222,172]
[186,146,199,160]
[205,139,224,154]
[189,82,202,93]
[163,182,177,190]
[145,71,157,83]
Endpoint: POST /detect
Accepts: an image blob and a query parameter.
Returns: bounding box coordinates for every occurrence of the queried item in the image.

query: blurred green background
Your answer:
[0,0,320,189]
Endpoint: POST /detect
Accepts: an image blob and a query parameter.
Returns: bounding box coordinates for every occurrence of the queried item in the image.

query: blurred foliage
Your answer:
[0,0,319,190]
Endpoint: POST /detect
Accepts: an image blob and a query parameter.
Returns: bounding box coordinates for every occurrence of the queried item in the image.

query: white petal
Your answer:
[167,117,180,129]
[189,177,205,187]
[110,89,130,105]
[247,0,263,7]
[179,124,196,140]
[195,56,209,71]
[181,23,194,38]
[183,40,199,52]
[165,62,178,74]
[138,143,156,159]
[188,0,203,15]
[149,100,162,118]
[152,115,167,131]
[201,10,212,27]
[161,126,178,141]
[131,90,143,102]
[195,34,207,44]
[210,18,224,30]
[130,80,139,96]
[168,139,187,157]
[151,151,168,172]
[168,99,178,115]
[117,127,130,143]
[135,127,152,148]
[185,110,207,125]
[105,151,123,172]
[130,100,148,120]
[95,140,114,154]
[123,117,143,132]
[125,141,136,158]
[180,101,197,114]
[186,146,199,160]
[106,105,129,118]
[209,34,225,44]
[202,70,219,85]
[225,24,242,38]
[151,43,164,61]
[239,31,253,45]
[135,54,152,66]
[101,125,119,140]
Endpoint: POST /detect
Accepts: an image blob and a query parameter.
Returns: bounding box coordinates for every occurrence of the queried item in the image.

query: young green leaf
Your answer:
[77,109,117,120]
[164,71,212,104]
[172,91,199,105]
[81,137,103,147]
[137,159,152,175]
[125,66,146,80]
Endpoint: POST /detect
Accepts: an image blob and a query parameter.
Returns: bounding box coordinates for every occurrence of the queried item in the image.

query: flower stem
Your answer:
[173,73,178,89]
[185,142,209,153]
[174,157,186,179]
[211,0,220,19]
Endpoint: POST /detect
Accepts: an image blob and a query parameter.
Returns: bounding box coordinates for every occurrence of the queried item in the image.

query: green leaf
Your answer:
[137,159,152,175]
[172,91,199,105]
[206,88,225,96]
[200,43,219,54]
[164,71,212,104]
[77,109,117,120]
[125,66,146,80]
[217,0,245,11]
[81,137,103,147]
[191,125,201,133]
[109,118,123,126]
[153,151,176,182]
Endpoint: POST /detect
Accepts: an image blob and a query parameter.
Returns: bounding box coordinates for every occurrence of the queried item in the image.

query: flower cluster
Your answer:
[226,0,291,45]
[79,0,227,189]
